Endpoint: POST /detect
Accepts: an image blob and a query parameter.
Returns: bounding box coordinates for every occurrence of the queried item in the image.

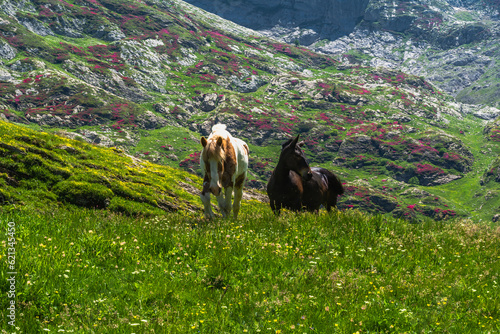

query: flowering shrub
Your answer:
[415,163,444,175]
[187,49,243,77]
[410,143,439,155]
[345,122,403,139]
[86,0,102,6]
[39,6,58,18]
[432,208,456,219]
[199,74,217,82]
[271,43,293,55]
[153,29,179,56]
[316,114,346,133]
[87,45,121,64]
[179,152,200,170]
[254,119,273,130]
[58,42,125,71]
[207,31,234,52]
[6,70,142,127]
[338,115,363,125]
[486,126,500,141]
[317,82,333,96]
[443,152,462,162]
[391,90,414,106]
[249,158,272,178]
[371,72,409,85]
[339,184,399,214]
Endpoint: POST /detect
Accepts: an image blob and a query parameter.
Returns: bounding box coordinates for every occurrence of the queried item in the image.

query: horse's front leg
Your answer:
[200,190,215,219]
[217,187,233,218]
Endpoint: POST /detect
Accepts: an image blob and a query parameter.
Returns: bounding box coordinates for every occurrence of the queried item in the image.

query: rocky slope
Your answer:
[1,0,500,221]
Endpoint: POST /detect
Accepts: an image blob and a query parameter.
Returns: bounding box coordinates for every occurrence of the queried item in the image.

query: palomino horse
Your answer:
[267,135,344,213]
[200,124,249,219]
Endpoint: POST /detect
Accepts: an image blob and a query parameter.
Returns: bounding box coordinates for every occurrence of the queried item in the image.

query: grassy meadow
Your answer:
[1,204,499,333]
[1,1,500,331]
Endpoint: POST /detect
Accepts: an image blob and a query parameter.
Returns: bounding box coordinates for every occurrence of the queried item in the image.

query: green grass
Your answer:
[0,206,498,333]
[453,11,478,22]
[131,126,201,169]
[432,114,500,219]
[3,0,499,223]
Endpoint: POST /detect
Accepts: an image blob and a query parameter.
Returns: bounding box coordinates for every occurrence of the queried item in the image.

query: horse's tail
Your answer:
[311,168,343,211]
[313,168,343,196]
[326,170,344,196]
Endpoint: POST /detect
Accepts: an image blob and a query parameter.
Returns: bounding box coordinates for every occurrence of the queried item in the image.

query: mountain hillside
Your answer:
[1,0,500,221]
[184,0,500,109]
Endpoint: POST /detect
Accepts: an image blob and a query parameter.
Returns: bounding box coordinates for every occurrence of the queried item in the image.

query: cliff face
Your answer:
[185,0,498,44]
[184,0,370,44]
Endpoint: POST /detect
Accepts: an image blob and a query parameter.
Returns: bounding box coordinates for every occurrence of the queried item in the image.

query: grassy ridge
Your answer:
[0,120,202,215]
[0,207,498,333]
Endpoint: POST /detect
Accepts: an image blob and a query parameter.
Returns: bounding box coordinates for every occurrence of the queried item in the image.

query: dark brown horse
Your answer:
[267,135,344,214]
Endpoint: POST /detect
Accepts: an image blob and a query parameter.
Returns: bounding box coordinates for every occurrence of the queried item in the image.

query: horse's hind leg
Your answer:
[326,191,338,212]
[270,200,280,215]
[232,173,246,219]
[232,186,243,219]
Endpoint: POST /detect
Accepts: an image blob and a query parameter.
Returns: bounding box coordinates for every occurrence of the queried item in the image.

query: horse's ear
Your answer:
[201,137,208,147]
[298,141,305,148]
[282,135,300,150]
[216,137,223,146]
[281,139,291,150]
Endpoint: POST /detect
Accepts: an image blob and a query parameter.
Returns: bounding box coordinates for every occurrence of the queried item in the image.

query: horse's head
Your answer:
[201,135,225,196]
[280,135,312,181]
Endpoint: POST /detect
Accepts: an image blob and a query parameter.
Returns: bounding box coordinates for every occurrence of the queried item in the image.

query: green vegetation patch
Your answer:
[53,180,113,208]
[0,120,202,214]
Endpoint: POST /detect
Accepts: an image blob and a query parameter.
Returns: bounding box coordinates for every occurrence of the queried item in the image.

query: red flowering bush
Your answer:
[179,152,201,170]
[415,163,444,175]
